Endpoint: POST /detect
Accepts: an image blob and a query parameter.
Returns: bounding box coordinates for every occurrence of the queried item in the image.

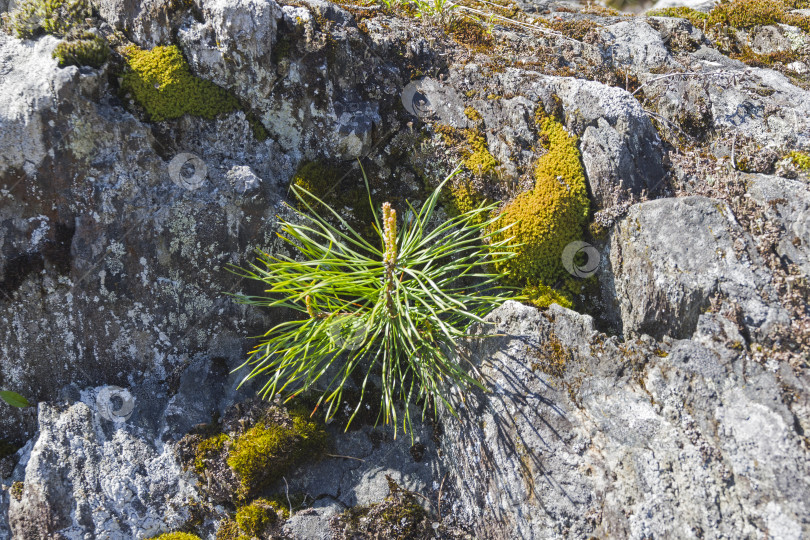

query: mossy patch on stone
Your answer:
[523,282,573,309]
[789,150,810,171]
[10,481,23,501]
[437,125,499,176]
[9,0,91,39]
[331,476,435,540]
[707,0,810,32]
[493,107,590,286]
[148,533,202,540]
[226,408,328,501]
[235,499,279,536]
[53,32,109,68]
[194,432,230,474]
[647,6,708,28]
[120,45,240,122]
[214,519,249,540]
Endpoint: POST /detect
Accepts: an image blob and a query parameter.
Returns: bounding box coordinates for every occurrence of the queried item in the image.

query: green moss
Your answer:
[264,493,306,519]
[789,151,810,171]
[707,0,810,32]
[523,282,573,309]
[214,519,247,540]
[53,32,109,68]
[9,0,90,39]
[333,477,436,539]
[462,130,498,175]
[447,16,495,52]
[444,177,491,224]
[493,109,590,286]
[194,432,229,474]
[226,409,327,501]
[647,6,708,27]
[148,533,202,540]
[235,499,278,536]
[120,45,240,122]
[464,106,483,123]
[10,482,23,501]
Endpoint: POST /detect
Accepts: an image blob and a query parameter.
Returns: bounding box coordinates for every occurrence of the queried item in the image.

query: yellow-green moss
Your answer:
[447,16,495,52]
[215,519,250,540]
[464,106,483,123]
[493,110,590,286]
[707,0,810,32]
[9,0,90,39]
[226,410,327,501]
[444,177,491,225]
[10,482,23,502]
[194,432,229,474]
[647,6,708,27]
[463,130,498,175]
[148,533,202,540]
[789,151,810,171]
[523,282,573,309]
[235,499,278,536]
[53,32,109,68]
[120,45,240,122]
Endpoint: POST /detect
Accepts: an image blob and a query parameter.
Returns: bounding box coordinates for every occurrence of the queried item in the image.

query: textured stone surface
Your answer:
[440,301,810,539]
[606,196,789,340]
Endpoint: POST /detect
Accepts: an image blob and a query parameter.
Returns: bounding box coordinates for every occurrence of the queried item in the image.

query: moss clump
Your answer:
[215,519,249,540]
[235,499,279,536]
[443,177,491,226]
[436,125,499,175]
[464,130,499,175]
[226,409,327,501]
[9,0,91,39]
[464,106,483,123]
[493,110,590,286]
[549,19,600,41]
[10,482,23,501]
[194,432,230,474]
[53,32,109,68]
[447,16,495,51]
[148,533,202,540]
[523,282,573,309]
[332,477,433,540]
[707,0,810,32]
[647,6,708,27]
[789,151,810,171]
[120,45,240,122]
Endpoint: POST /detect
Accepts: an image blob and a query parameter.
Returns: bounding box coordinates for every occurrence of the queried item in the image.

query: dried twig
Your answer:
[438,471,449,520]
[324,452,366,462]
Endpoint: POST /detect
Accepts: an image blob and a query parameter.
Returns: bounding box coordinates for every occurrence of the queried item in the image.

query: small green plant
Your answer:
[0,391,28,408]
[412,0,456,19]
[9,0,91,39]
[378,0,401,10]
[233,169,515,436]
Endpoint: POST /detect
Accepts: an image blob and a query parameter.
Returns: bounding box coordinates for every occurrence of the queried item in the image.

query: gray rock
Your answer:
[746,173,810,276]
[604,19,674,71]
[605,196,789,340]
[440,301,810,539]
[8,402,201,539]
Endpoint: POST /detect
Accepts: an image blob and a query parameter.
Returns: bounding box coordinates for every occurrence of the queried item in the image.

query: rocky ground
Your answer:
[0,0,809,537]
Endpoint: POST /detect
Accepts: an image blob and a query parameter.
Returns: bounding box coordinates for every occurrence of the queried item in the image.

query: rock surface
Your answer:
[440,301,810,539]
